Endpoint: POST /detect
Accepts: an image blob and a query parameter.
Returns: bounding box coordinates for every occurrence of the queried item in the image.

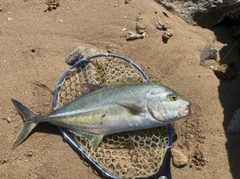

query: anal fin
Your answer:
[70,129,103,155]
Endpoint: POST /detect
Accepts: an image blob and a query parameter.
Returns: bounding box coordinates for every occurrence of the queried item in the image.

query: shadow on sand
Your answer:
[200,22,240,178]
[217,42,240,179]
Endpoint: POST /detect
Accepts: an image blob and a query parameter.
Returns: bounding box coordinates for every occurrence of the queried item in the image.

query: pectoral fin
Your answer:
[118,103,144,115]
[70,130,103,155]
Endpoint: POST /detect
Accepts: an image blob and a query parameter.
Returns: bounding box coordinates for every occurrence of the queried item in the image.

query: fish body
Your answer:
[11,83,192,153]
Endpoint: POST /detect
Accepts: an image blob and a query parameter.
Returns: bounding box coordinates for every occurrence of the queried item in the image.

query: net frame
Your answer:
[52,53,173,179]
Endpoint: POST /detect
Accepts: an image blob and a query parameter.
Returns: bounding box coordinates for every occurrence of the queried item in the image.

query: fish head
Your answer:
[146,85,192,124]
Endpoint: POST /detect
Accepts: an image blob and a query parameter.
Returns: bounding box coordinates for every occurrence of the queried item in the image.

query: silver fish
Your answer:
[11,83,192,153]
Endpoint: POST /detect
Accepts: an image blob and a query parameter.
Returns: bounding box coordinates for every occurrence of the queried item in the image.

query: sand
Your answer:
[1,0,240,178]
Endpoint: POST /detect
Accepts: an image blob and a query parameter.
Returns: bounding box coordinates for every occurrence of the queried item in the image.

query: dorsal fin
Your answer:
[80,83,103,92]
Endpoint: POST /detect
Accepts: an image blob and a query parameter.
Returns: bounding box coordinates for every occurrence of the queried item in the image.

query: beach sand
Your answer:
[1,0,240,178]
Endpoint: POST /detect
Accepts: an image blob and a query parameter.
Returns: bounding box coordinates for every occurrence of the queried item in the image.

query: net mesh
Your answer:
[56,55,170,179]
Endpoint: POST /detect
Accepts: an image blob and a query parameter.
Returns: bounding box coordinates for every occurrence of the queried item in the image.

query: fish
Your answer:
[11,83,192,153]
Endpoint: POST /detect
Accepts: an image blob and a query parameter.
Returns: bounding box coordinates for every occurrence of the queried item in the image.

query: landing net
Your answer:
[53,54,172,179]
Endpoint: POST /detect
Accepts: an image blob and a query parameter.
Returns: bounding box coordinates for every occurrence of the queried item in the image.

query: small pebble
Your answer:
[156,25,167,31]
[210,66,214,70]
[24,150,33,157]
[162,11,169,17]
[136,16,146,35]
[66,47,104,65]
[65,48,84,65]
[171,148,188,168]
[106,43,118,53]
[212,36,217,43]
[162,25,167,30]
[125,0,131,4]
[2,117,11,123]
[200,45,218,66]
[156,25,163,30]
[162,31,173,43]
[7,117,11,123]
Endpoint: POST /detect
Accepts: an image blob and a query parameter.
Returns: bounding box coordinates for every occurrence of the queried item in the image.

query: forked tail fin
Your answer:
[11,99,39,149]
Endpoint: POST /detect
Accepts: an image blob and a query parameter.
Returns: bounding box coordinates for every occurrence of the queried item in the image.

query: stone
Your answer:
[171,148,188,168]
[136,16,146,35]
[65,46,104,65]
[200,45,218,66]
[162,31,173,43]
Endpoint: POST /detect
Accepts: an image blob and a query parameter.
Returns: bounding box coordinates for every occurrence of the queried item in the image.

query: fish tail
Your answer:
[11,99,39,149]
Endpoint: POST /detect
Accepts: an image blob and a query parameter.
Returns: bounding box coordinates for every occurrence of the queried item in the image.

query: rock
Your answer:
[212,2,240,26]
[6,116,11,123]
[125,0,131,4]
[171,148,188,168]
[154,0,224,26]
[65,46,104,65]
[156,25,167,31]
[126,32,146,41]
[136,16,146,35]
[65,48,84,65]
[156,16,167,31]
[162,31,173,43]
[200,45,218,66]
[45,0,59,11]
[7,17,13,21]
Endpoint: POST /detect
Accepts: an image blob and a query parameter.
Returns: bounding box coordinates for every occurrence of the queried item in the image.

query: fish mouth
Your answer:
[178,103,193,117]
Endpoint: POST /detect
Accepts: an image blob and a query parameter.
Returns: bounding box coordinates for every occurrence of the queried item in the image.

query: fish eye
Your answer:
[168,94,178,101]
